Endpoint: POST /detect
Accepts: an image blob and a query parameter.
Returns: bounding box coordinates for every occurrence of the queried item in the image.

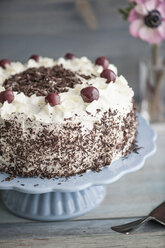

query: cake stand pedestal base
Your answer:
[1,185,106,221]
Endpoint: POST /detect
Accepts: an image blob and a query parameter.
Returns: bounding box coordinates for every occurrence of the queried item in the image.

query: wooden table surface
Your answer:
[0,124,165,248]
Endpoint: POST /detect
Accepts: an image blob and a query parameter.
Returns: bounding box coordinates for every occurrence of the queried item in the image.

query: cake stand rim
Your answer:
[0,114,157,193]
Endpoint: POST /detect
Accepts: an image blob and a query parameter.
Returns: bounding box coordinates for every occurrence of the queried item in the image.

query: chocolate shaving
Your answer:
[34,184,39,187]
[3,65,83,97]
[5,176,14,181]
[79,74,92,80]
[132,144,143,154]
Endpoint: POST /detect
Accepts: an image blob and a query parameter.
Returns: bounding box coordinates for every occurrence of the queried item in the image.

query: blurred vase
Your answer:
[139,61,165,123]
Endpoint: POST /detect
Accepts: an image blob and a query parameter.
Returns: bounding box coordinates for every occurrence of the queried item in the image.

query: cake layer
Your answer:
[0,105,137,178]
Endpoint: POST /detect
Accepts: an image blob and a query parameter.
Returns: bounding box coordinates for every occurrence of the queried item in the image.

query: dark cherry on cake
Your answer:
[0,89,14,104]
[0,59,11,69]
[81,86,99,103]
[95,56,109,69]
[100,69,116,83]
[64,53,76,60]
[29,54,39,62]
[45,93,60,107]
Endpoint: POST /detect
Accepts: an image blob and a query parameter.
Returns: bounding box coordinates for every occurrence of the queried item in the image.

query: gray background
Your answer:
[0,0,165,101]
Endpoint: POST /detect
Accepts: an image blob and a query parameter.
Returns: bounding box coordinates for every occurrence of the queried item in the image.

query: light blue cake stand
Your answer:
[0,115,157,221]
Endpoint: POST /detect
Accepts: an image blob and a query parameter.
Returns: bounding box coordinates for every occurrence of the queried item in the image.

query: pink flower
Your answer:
[128,0,165,44]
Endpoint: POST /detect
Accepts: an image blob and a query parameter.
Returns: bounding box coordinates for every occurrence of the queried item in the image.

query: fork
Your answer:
[111,201,165,234]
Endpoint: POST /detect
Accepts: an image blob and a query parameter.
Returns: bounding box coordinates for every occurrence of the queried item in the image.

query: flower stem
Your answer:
[152,44,159,66]
[150,44,165,121]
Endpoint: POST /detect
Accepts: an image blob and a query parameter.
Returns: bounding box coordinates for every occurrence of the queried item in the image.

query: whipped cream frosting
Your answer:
[0,56,134,128]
